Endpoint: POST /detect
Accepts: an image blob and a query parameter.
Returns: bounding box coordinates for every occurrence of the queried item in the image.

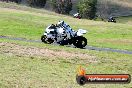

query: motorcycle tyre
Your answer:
[73,36,87,48]
[41,35,54,44]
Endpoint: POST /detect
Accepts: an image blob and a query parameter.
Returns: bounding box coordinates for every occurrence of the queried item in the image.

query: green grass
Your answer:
[117,16,132,24]
[0,39,132,88]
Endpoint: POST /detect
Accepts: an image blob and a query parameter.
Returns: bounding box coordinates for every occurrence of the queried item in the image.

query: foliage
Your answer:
[27,0,47,8]
[77,0,97,19]
[50,0,72,14]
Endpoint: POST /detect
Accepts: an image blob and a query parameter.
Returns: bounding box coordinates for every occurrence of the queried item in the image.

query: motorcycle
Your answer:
[41,22,87,48]
[108,17,116,23]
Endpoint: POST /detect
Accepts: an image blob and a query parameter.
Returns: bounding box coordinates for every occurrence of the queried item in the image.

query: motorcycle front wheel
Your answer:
[41,35,54,44]
[73,36,87,48]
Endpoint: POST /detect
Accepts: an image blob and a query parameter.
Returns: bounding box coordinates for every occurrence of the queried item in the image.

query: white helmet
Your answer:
[57,20,64,26]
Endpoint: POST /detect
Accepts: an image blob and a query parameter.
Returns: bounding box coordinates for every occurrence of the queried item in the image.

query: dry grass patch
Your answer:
[0,42,96,61]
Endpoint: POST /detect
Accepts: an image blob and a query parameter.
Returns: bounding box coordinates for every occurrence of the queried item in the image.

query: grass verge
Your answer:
[0,38,132,88]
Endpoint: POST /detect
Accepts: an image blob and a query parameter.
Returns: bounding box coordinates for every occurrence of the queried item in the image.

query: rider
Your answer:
[74,13,79,17]
[57,20,75,39]
[109,17,115,21]
[74,13,81,19]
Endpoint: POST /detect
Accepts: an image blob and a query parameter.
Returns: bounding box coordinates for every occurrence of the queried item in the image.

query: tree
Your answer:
[50,0,72,14]
[97,0,116,19]
[49,0,58,11]
[77,0,97,19]
[27,0,47,8]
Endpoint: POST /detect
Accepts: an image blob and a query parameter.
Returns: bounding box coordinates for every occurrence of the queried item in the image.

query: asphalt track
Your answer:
[0,36,132,54]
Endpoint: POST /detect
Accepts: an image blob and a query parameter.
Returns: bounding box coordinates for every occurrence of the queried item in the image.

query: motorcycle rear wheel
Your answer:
[73,36,87,48]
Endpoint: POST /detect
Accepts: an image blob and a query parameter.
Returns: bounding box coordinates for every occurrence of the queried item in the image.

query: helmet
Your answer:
[57,20,64,26]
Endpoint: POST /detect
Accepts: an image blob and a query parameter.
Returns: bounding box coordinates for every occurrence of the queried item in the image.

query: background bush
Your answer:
[77,0,97,19]
[50,0,72,14]
[27,0,47,8]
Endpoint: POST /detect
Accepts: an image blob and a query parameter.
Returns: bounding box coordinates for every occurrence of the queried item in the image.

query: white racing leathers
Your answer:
[60,23,75,39]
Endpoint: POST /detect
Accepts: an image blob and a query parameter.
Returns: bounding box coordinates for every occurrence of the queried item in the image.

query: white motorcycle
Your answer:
[41,22,87,48]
